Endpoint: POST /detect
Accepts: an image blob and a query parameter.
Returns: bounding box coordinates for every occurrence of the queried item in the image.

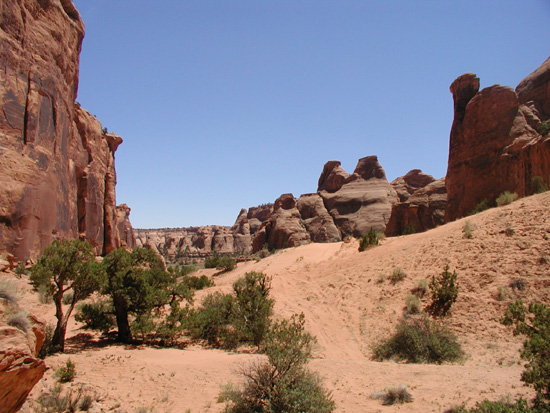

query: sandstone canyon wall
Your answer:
[445,57,550,221]
[0,0,134,260]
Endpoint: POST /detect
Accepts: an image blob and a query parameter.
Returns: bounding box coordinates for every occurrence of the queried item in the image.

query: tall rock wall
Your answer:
[0,0,133,260]
[445,57,550,221]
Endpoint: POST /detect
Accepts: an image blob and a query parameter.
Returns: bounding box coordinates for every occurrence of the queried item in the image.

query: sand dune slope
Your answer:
[16,192,550,412]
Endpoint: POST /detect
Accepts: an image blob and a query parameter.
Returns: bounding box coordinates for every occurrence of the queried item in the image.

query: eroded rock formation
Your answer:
[445,57,550,221]
[318,156,398,238]
[135,204,272,262]
[385,170,446,236]
[0,0,133,260]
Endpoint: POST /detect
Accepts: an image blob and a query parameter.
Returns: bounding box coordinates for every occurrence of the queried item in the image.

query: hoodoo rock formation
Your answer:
[317,156,398,238]
[445,57,550,221]
[0,0,134,260]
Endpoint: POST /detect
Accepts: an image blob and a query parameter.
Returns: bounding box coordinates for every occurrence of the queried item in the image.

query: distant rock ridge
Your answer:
[445,56,550,221]
[0,0,135,261]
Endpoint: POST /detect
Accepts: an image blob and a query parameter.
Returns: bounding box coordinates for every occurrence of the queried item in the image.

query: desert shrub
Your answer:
[7,310,30,333]
[405,295,422,314]
[188,272,273,349]
[221,314,335,413]
[33,384,83,413]
[358,227,380,252]
[56,359,76,383]
[426,265,459,317]
[188,291,235,348]
[450,398,533,412]
[38,324,56,359]
[182,274,213,290]
[463,221,473,239]
[502,300,550,407]
[204,256,221,268]
[75,301,116,334]
[372,385,413,406]
[78,393,94,411]
[0,280,18,304]
[389,268,407,284]
[537,120,550,137]
[469,199,490,215]
[509,279,527,292]
[411,279,429,298]
[373,315,463,364]
[216,257,236,272]
[530,176,548,195]
[402,223,416,235]
[231,272,274,347]
[14,262,28,276]
[496,191,519,207]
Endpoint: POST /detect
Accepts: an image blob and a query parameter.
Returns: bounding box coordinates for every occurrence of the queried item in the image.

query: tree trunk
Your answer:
[52,294,78,352]
[113,293,132,343]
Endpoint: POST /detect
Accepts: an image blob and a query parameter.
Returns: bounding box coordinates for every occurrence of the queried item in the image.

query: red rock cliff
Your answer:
[445,57,550,221]
[0,0,132,260]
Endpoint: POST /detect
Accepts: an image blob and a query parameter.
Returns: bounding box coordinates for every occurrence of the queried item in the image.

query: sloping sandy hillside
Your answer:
[12,191,550,412]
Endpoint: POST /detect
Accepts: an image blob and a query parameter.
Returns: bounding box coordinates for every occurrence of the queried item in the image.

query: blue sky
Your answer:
[72,0,550,229]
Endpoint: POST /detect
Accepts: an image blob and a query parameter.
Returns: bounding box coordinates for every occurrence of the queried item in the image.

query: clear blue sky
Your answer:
[72,0,550,229]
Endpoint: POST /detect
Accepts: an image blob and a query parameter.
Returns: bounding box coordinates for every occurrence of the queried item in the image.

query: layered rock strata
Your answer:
[445,57,550,221]
[0,0,133,260]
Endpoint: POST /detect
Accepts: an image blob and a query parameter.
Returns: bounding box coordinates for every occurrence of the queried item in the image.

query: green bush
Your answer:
[359,228,380,252]
[426,265,459,317]
[469,199,490,215]
[188,272,273,349]
[182,274,214,290]
[530,176,548,195]
[216,257,236,272]
[463,221,473,239]
[188,291,235,348]
[221,314,335,412]
[502,301,550,407]
[75,301,116,334]
[496,191,519,207]
[204,257,221,268]
[56,359,76,383]
[373,315,464,364]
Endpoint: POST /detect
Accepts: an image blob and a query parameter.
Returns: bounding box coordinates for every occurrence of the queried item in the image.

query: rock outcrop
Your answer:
[385,170,446,236]
[296,193,341,243]
[318,156,398,238]
[0,0,133,260]
[115,204,136,249]
[0,299,46,412]
[135,204,272,262]
[252,194,311,252]
[445,57,550,221]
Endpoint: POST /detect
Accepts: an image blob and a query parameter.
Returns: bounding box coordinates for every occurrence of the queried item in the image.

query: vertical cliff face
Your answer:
[445,57,550,221]
[0,0,132,260]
